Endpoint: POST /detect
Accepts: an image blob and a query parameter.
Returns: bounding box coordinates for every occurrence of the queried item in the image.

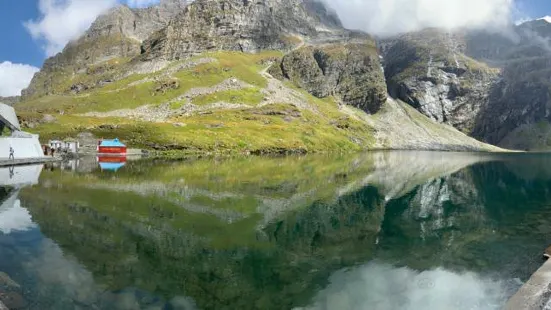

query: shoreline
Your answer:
[0,157,57,167]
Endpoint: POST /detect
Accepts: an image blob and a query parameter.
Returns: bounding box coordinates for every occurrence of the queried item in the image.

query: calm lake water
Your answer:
[1,152,551,309]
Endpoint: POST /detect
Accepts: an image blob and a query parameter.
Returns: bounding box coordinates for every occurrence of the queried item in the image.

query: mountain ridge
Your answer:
[15,0,515,154]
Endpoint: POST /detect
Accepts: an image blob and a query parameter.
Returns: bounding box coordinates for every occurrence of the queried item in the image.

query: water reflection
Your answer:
[0,189,35,234]
[304,262,515,310]
[44,156,133,173]
[3,152,551,309]
[0,165,42,187]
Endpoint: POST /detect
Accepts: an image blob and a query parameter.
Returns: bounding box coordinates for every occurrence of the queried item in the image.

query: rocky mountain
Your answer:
[22,0,191,99]
[381,29,500,133]
[16,0,506,154]
[269,39,387,113]
[470,21,551,150]
[141,0,344,60]
[382,20,551,150]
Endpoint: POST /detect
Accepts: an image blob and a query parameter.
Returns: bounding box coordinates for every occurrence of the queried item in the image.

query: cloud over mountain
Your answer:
[24,0,160,57]
[24,0,118,57]
[322,0,514,37]
[0,62,39,97]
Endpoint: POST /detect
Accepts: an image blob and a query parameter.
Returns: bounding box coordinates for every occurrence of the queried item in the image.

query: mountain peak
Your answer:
[538,16,551,23]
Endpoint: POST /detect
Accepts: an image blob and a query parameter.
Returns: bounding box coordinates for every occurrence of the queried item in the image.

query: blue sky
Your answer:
[516,0,551,19]
[0,0,42,67]
[0,0,550,97]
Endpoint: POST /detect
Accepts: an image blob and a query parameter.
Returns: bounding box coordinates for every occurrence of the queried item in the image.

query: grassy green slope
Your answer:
[17,50,502,154]
[17,51,377,154]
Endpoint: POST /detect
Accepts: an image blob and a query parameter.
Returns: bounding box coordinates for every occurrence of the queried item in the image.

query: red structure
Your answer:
[97,156,127,171]
[97,138,127,155]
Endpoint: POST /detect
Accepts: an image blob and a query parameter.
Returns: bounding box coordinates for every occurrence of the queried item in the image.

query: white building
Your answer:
[48,140,80,154]
[49,140,63,149]
[0,103,45,160]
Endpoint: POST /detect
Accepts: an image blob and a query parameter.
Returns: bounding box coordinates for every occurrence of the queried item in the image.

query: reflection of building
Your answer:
[0,165,43,235]
[0,165,43,187]
[97,156,127,171]
[0,103,45,159]
[46,160,79,171]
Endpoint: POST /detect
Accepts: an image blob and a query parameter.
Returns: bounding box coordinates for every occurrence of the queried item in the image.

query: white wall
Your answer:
[0,136,44,159]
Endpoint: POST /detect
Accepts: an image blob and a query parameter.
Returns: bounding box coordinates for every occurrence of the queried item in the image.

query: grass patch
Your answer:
[18,51,282,114]
[191,87,265,106]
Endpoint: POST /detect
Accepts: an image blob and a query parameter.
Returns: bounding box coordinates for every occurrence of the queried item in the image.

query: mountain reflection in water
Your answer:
[0,152,550,309]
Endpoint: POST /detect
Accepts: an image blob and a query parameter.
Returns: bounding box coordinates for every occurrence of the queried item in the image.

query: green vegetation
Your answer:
[25,100,375,154]
[191,87,265,106]
[17,50,379,155]
[18,51,282,114]
[0,126,10,136]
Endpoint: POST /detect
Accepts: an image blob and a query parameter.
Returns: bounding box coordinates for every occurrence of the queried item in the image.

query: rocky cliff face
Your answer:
[269,39,387,113]
[141,0,343,60]
[382,22,551,150]
[469,21,551,149]
[381,30,500,134]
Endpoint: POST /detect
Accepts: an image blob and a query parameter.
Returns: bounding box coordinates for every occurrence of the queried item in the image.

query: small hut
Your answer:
[97,138,127,154]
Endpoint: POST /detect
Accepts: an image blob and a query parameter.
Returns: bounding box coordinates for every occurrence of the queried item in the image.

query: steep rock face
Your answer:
[473,56,551,148]
[382,22,551,150]
[469,21,551,149]
[141,0,343,60]
[23,1,190,99]
[382,30,500,133]
[269,40,387,113]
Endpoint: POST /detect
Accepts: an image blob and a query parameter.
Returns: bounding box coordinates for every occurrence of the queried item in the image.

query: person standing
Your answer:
[9,146,14,160]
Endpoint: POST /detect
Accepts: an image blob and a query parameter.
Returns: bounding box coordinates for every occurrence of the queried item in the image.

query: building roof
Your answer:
[0,103,21,131]
[99,138,126,147]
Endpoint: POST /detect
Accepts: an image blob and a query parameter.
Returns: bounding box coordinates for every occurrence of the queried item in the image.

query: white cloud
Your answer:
[0,62,40,97]
[24,0,170,57]
[514,18,532,26]
[306,262,517,310]
[24,0,118,57]
[322,0,515,37]
[0,199,36,234]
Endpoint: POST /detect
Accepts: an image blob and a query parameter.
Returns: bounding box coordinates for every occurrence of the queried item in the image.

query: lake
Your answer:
[1,151,551,309]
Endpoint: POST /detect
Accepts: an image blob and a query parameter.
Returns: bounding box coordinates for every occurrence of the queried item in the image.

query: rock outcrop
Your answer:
[382,22,551,150]
[270,39,387,113]
[141,0,343,60]
[469,20,551,149]
[381,30,500,134]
